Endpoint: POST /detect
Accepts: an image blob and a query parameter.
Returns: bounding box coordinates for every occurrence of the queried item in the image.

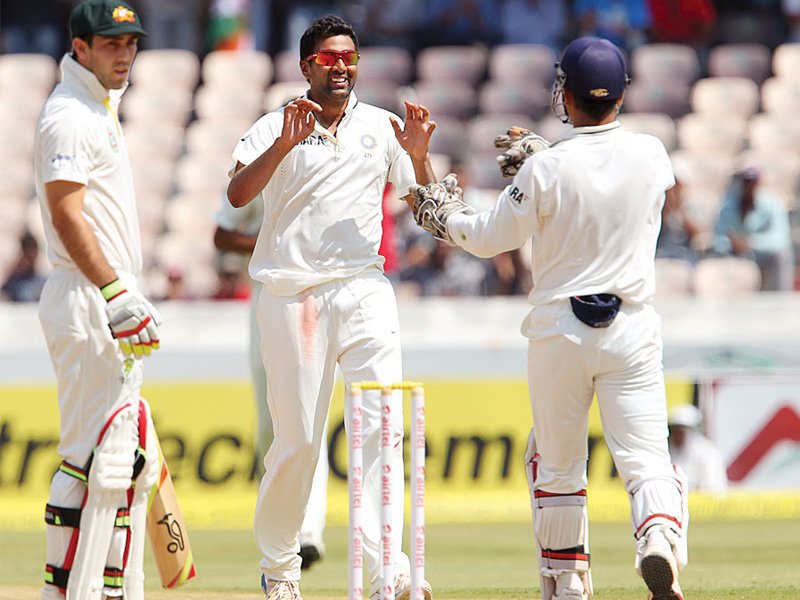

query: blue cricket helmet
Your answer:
[557,36,630,102]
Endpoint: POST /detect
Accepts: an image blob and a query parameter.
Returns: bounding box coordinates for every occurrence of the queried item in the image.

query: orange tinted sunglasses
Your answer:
[305,50,360,66]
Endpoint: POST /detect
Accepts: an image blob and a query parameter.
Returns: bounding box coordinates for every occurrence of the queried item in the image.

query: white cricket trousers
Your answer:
[254,270,408,584]
[525,300,676,492]
[249,283,328,547]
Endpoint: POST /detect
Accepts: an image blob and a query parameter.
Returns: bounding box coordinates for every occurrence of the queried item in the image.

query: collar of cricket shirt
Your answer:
[569,121,621,138]
[60,53,129,107]
[305,90,359,142]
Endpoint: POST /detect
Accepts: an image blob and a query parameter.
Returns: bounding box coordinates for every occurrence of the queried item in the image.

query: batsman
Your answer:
[33,1,168,598]
[409,37,689,600]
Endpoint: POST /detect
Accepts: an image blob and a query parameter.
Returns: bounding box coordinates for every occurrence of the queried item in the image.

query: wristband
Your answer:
[100,278,126,301]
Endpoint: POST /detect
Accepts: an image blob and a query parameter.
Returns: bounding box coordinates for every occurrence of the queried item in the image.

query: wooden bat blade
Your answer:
[146,449,197,588]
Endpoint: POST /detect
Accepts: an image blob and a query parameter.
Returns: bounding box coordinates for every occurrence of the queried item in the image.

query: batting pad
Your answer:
[524,428,593,599]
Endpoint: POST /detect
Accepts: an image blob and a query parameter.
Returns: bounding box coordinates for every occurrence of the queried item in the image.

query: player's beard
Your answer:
[323,73,354,102]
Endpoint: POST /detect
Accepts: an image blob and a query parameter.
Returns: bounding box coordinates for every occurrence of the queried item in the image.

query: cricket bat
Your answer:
[146,440,197,588]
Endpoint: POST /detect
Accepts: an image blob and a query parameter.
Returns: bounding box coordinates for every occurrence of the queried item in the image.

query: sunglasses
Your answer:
[305,50,360,67]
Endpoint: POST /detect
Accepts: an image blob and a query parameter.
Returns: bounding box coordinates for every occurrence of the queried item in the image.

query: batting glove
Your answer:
[494,126,550,178]
[101,278,162,359]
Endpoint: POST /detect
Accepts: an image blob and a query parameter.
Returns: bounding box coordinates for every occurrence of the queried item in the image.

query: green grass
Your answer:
[2,520,799,599]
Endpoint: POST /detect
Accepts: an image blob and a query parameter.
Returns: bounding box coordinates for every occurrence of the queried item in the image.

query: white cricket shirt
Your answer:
[231,93,415,296]
[448,121,675,305]
[34,55,142,275]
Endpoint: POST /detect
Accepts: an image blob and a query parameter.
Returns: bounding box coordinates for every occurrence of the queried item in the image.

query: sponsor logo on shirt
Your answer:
[508,186,528,204]
[298,134,327,146]
[50,153,77,169]
[107,128,119,152]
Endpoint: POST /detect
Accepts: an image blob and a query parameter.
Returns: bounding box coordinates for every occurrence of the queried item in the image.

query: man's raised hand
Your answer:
[279,98,322,148]
[392,100,437,160]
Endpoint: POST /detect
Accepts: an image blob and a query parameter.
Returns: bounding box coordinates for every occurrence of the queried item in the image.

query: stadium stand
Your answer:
[3,13,800,300]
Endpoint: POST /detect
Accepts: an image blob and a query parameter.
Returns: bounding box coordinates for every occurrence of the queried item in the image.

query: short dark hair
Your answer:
[572,94,619,122]
[299,15,359,60]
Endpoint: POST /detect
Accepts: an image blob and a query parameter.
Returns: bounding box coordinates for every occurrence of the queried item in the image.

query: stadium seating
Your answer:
[618,113,677,151]
[690,77,760,119]
[771,43,800,82]
[631,44,701,86]
[488,44,556,87]
[201,49,273,91]
[3,34,798,300]
[693,256,761,296]
[416,45,488,85]
[357,46,413,85]
[131,49,200,92]
[707,43,772,84]
[654,258,694,296]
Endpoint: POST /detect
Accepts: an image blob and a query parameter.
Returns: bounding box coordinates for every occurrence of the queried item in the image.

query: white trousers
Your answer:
[250,283,328,546]
[525,299,680,508]
[254,270,408,583]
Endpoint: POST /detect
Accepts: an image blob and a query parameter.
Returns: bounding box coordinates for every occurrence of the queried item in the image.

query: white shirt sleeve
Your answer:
[38,112,92,185]
[232,113,281,168]
[447,161,536,258]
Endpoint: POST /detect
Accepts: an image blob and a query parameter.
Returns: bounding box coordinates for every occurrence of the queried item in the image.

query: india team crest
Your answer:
[112,6,137,23]
[360,134,377,150]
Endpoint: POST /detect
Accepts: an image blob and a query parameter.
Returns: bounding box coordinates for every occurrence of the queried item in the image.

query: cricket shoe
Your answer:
[261,575,303,600]
[639,529,684,600]
[370,573,433,600]
[298,542,324,571]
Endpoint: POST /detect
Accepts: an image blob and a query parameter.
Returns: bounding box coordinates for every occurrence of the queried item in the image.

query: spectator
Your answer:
[160,267,193,301]
[668,404,728,494]
[1,231,47,302]
[212,251,251,300]
[656,174,703,263]
[499,0,569,52]
[785,0,800,42]
[141,0,202,53]
[647,0,716,53]
[421,0,502,46]
[713,165,794,291]
[357,0,423,50]
[400,236,490,296]
[0,0,64,57]
[573,0,652,52]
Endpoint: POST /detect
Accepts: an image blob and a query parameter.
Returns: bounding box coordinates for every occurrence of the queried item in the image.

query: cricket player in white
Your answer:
[409,38,688,600]
[34,1,161,598]
[226,15,436,600]
[213,196,329,569]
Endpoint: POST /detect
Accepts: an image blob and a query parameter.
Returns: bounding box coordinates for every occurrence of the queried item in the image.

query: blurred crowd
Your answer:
[3,0,800,58]
[2,0,800,303]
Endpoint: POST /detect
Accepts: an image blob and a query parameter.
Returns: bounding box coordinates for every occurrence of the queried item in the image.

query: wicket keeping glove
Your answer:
[494,126,550,178]
[101,278,162,359]
[409,173,475,245]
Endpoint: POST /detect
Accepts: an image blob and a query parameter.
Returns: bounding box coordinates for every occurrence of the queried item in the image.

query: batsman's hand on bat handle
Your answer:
[276,98,322,151]
[101,278,162,359]
[494,126,551,178]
